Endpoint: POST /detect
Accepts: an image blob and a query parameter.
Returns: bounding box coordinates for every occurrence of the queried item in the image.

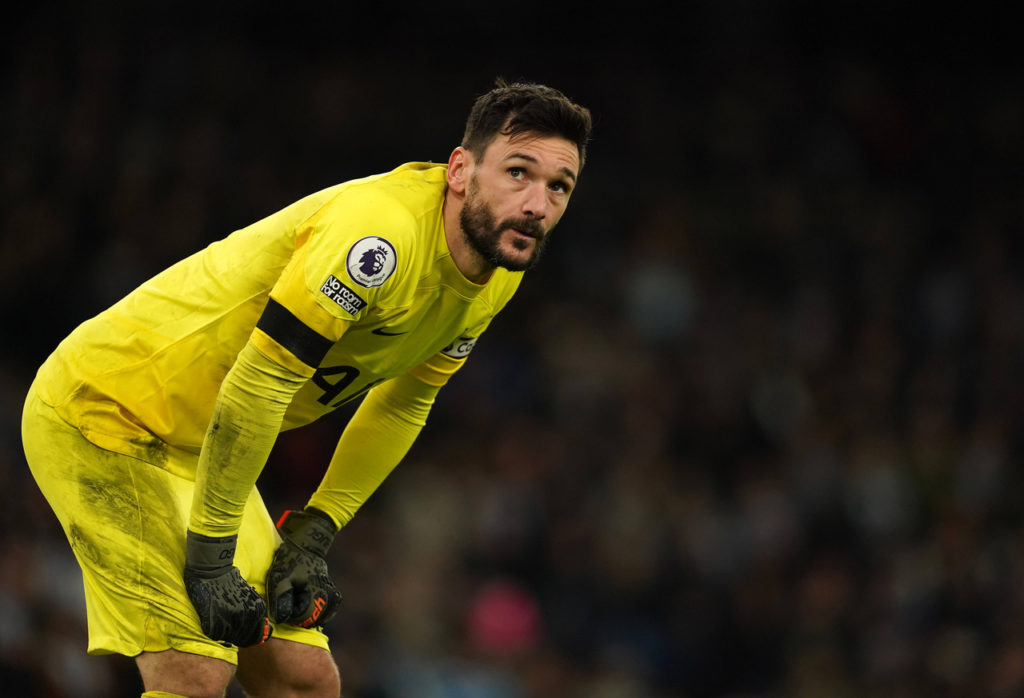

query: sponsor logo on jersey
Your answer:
[346,236,397,288]
[320,275,367,316]
[441,336,478,359]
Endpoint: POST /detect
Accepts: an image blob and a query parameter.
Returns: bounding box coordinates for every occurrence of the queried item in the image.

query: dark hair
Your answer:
[462,78,593,168]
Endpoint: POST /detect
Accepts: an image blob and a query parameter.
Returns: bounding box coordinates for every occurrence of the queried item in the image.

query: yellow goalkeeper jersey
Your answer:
[34,162,522,474]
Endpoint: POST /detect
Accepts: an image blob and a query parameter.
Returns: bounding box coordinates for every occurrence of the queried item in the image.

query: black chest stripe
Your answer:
[256,298,333,368]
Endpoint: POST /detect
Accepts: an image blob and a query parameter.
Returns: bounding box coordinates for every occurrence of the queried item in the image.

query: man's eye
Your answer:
[508,167,525,178]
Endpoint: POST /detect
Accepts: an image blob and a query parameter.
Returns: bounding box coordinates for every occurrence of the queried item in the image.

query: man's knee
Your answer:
[237,638,340,698]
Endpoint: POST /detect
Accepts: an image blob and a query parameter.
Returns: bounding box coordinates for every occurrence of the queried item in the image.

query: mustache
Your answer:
[502,217,545,237]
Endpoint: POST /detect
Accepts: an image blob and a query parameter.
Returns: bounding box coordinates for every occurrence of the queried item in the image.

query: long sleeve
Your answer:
[306,354,463,527]
[188,341,309,536]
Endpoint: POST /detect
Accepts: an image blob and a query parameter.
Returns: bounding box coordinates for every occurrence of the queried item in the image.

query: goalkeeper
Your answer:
[21,79,591,698]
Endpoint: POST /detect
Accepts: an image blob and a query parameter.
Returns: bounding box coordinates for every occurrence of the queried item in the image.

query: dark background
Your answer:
[3,3,1023,696]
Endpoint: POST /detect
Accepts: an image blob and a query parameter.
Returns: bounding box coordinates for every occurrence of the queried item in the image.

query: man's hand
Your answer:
[266,508,342,628]
[183,531,272,647]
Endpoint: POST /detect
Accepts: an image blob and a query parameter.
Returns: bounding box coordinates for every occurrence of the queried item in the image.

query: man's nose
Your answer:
[521,183,548,219]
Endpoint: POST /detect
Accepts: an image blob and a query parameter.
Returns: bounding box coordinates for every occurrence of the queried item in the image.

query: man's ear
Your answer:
[447,146,471,195]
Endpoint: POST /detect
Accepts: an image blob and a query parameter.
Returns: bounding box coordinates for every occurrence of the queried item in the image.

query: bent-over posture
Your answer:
[21,80,592,698]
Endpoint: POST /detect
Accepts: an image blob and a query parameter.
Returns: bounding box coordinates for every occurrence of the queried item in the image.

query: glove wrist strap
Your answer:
[185,530,237,578]
[277,507,337,557]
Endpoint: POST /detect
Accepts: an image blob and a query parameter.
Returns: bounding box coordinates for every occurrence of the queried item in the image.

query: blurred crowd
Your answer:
[3,5,1023,698]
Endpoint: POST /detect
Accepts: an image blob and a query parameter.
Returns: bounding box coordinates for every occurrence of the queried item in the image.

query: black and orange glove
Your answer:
[266,507,342,628]
[183,531,272,647]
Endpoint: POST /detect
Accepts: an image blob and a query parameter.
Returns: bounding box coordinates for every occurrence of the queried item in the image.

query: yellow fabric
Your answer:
[30,161,523,534]
[308,372,441,527]
[142,692,189,698]
[190,342,307,536]
[249,326,319,379]
[21,388,329,663]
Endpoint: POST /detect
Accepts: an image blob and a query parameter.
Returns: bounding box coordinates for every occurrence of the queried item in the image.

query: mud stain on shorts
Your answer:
[77,473,140,531]
[68,522,102,566]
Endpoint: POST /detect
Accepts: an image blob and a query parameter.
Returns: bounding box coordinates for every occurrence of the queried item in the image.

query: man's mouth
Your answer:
[508,222,543,239]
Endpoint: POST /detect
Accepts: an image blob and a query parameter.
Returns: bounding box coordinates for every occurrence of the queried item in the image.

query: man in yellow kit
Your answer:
[21,80,592,698]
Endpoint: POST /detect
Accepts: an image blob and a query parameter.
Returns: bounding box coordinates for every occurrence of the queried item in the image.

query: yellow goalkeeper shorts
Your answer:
[21,386,330,664]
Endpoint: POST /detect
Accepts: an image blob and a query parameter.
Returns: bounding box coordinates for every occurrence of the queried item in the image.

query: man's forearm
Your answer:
[306,372,440,527]
[189,341,308,536]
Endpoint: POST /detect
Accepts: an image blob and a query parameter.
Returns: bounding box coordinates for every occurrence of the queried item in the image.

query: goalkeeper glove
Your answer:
[183,530,272,647]
[266,507,342,628]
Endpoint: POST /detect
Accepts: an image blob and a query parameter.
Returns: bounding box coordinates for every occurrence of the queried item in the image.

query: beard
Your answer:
[459,178,549,273]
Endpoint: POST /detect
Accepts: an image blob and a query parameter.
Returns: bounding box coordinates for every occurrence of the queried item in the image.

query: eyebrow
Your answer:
[505,152,578,183]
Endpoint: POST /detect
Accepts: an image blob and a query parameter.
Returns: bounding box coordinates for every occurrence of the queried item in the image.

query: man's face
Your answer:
[459,132,580,273]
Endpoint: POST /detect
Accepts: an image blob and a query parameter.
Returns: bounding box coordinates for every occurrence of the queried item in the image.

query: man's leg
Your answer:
[236,637,340,698]
[136,649,236,698]
[22,390,246,691]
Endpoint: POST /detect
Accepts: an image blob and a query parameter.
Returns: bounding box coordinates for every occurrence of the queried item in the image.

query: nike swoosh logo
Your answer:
[371,328,408,336]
